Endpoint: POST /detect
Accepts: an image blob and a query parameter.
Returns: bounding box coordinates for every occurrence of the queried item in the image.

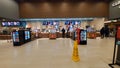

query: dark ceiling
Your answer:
[14,0,113,3]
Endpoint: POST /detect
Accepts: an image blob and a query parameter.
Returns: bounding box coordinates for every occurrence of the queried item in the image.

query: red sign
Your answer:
[76,28,80,44]
[117,27,120,39]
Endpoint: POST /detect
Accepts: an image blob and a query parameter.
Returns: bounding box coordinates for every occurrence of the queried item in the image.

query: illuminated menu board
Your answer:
[1,21,21,27]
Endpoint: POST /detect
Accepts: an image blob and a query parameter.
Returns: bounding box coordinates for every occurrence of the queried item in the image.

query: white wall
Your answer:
[0,0,19,19]
[90,18,105,30]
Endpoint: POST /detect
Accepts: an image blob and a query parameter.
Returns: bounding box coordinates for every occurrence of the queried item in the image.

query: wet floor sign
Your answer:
[72,40,80,62]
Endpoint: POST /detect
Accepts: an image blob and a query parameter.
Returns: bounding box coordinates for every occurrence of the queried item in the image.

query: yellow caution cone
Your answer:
[72,40,80,62]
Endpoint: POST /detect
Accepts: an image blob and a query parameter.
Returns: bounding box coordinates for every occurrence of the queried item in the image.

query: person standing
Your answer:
[66,27,70,38]
[100,27,105,38]
[104,25,110,38]
[62,28,65,38]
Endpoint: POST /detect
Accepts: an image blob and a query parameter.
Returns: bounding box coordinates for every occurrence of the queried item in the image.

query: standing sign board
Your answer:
[116,26,120,65]
[109,25,120,68]
[80,29,87,45]
[117,27,120,39]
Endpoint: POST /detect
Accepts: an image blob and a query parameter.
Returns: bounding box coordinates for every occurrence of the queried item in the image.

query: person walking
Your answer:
[62,28,65,38]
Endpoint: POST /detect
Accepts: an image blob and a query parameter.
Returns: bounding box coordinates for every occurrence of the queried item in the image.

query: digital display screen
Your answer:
[65,21,77,25]
[75,21,81,25]
[27,31,30,39]
[43,21,55,25]
[53,21,59,25]
[8,22,13,26]
[25,31,30,40]
[12,31,19,42]
[14,22,20,26]
[80,30,87,41]
[2,22,8,26]
[25,31,28,40]
[1,22,21,27]
[42,21,48,25]
[20,21,26,27]
[48,21,53,25]
[65,21,70,25]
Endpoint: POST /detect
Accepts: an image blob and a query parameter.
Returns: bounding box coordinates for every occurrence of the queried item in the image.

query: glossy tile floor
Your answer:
[0,38,120,68]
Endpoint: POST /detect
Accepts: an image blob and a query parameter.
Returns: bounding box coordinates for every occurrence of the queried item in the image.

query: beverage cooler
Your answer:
[12,30,31,46]
[12,30,25,46]
[24,30,31,42]
[12,31,20,46]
